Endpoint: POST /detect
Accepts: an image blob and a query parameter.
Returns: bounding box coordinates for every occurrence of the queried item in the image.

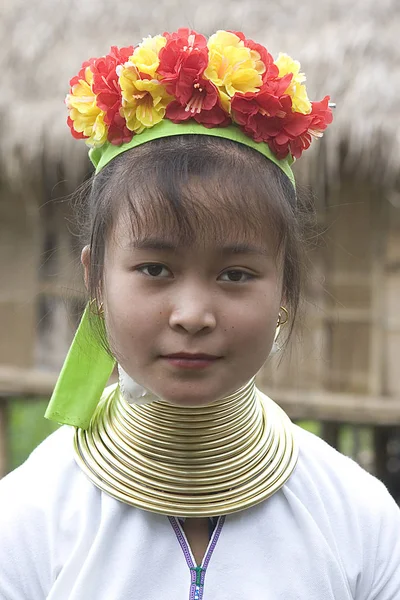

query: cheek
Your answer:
[104,268,146,317]
[104,273,145,340]
[224,293,280,347]
[106,294,165,337]
[102,272,160,345]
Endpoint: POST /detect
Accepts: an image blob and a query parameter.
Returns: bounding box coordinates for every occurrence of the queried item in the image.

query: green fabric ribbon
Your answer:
[45,305,115,429]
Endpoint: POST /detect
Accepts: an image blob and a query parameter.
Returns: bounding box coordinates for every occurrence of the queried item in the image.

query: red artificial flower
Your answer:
[107,112,134,146]
[231,78,333,160]
[91,56,120,120]
[267,111,313,159]
[162,27,208,48]
[268,96,333,159]
[308,96,333,135]
[231,75,293,141]
[67,116,87,140]
[66,58,97,140]
[91,46,133,122]
[108,45,134,63]
[90,46,134,145]
[68,57,96,90]
[166,76,230,127]
[195,104,231,128]
[158,28,209,102]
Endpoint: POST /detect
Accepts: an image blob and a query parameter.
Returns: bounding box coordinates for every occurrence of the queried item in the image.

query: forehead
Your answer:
[110,177,279,253]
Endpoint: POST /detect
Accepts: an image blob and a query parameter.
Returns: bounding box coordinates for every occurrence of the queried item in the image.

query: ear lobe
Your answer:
[81,245,91,290]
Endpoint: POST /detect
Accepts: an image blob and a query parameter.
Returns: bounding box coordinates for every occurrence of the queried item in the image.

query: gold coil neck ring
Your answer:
[74,379,298,517]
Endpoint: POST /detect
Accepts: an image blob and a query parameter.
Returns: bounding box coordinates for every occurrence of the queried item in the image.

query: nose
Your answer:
[168,288,217,335]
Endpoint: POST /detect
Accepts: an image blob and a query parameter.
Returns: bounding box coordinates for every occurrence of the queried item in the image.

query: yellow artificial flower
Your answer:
[275,53,312,115]
[204,30,264,112]
[129,35,167,78]
[119,64,172,133]
[66,67,108,146]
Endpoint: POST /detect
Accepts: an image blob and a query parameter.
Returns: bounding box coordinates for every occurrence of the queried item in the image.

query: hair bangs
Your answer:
[112,135,295,255]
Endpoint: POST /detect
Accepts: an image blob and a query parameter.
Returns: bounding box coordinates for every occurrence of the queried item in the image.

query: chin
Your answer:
[152,380,240,407]
[162,394,220,407]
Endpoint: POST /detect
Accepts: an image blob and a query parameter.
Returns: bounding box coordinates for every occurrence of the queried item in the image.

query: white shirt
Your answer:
[0,424,399,599]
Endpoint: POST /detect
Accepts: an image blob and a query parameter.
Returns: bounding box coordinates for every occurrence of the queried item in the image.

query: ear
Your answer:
[81,245,91,291]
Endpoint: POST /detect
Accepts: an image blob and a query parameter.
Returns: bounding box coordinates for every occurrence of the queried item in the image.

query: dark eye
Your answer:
[138,264,171,278]
[220,270,253,283]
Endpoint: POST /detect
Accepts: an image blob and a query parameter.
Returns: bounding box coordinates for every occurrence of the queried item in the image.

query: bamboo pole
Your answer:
[0,399,9,478]
[320,422,340,449]
[369,195,389,479]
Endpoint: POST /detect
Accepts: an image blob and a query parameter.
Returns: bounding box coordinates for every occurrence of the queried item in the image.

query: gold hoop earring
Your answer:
[274,306,289,344]
[277,306,289,328]
[89,298,104,318]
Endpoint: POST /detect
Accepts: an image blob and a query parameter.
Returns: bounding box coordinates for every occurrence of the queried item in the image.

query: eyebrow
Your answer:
[127,238,270,256]
[127,238,178,251]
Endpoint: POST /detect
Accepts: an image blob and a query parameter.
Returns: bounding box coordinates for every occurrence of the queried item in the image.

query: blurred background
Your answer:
[1,0,400,501]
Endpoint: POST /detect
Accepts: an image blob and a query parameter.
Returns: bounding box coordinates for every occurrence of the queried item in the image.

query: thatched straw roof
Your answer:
[1,0,399,190]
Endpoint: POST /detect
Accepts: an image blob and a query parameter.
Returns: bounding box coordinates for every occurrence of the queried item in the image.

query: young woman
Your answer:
[1,28,399,600]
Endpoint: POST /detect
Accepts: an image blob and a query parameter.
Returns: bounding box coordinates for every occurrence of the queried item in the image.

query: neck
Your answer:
[116,377,259,464]
[118,365,256,410]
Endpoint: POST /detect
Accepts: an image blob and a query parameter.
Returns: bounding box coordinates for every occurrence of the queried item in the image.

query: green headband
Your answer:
[89,120,295,187]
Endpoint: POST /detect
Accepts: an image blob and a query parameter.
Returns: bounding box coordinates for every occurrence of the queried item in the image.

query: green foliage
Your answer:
[8,398,58,471]
[297,420,321,436]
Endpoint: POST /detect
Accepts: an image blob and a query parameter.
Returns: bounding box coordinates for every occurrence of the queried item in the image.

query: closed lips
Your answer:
[163,353,220,359]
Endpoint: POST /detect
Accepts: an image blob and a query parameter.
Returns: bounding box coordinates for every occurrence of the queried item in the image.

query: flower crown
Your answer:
[66,28,333,161]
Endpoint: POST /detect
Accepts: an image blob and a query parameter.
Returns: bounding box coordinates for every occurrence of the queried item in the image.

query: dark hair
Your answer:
[76,135,312,342]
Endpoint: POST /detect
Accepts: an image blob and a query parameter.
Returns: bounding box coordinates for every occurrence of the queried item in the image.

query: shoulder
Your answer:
[0,425,100,540]
[0,426,82,506]
[290,424,391,505]
[0,427,88,599]
[285,425,400,598]
[287,424,398,523]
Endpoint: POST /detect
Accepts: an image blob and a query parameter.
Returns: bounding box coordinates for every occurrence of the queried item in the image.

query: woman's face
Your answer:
[84,202,284,406]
